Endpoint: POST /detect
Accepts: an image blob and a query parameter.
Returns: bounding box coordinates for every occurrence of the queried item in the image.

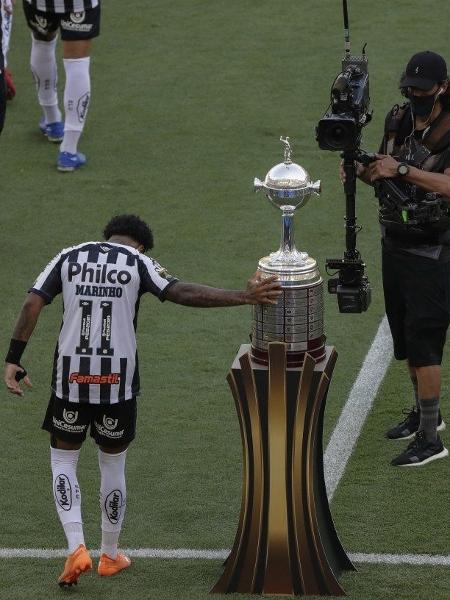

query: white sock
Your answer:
[1,5,12,66]
[63,522,85,554]
[61,57,90,154]
[30,35,61,124]
[99,448,127,560]
[50,447,85,553]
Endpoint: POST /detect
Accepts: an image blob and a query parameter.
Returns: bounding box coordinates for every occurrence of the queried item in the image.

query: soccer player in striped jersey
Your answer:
[22,0,101,171]
[4,214,282,587]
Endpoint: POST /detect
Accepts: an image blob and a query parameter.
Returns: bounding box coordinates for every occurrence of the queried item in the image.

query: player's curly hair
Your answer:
[103,214,154,252]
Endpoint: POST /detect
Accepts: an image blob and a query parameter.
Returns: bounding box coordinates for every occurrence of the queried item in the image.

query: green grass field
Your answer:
[1,1,450,598]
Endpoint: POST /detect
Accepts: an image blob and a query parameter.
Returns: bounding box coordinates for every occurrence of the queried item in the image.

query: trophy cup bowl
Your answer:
[254,161,321,211]
[251,137,326,367]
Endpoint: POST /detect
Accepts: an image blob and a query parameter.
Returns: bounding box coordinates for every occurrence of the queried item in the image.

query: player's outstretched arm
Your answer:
[164,271,282,307]
[4,292,46,396]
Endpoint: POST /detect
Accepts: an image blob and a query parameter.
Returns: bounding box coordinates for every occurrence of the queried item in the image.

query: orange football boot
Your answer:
[58,544,92,587]
[97,552,131,576]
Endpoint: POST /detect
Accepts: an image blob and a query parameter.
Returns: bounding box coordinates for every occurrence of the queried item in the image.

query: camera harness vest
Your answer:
[380,102,450,244]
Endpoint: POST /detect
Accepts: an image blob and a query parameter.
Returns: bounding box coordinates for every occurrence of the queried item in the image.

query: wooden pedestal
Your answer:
[211,342,354,596]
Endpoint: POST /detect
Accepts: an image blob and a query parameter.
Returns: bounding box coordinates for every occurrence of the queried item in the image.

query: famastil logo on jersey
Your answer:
[69,372,121,385]
[63,408,78,424]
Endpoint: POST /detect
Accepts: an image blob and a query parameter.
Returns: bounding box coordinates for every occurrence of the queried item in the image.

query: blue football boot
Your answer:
[57,151,87,172]
[39,117,64,143]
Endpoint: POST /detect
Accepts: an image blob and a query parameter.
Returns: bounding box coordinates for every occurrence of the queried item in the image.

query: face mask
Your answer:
[408,92,439,117]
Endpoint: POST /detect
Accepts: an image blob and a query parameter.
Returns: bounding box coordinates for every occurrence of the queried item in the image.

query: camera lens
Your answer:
[326,122,352,149]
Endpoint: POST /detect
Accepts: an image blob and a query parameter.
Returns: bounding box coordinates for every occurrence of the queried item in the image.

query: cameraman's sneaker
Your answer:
[391,431,448,467]
[39,117,64,143]
[57,151,87,172]
[386,407,445,440]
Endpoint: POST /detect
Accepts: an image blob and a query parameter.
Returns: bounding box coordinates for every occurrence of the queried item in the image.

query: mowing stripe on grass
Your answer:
[324,315,393,501]
[2,548,450,566]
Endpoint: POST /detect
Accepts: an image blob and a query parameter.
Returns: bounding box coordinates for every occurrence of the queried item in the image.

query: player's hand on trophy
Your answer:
[246,271,282,305]
[4,363,32,396]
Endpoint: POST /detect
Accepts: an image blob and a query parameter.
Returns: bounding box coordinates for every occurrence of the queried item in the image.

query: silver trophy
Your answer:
[251,137,326,366]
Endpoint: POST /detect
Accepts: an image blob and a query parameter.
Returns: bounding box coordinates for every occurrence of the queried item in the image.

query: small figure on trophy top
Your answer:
[280,136,293,164]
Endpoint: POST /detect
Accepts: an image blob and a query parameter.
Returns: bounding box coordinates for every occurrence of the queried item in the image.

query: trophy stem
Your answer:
[281,208,296,254]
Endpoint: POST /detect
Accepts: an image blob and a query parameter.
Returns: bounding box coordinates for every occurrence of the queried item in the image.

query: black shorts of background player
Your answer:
[3,214,282,587]
[345,51,450,467]
[22,0,101,171]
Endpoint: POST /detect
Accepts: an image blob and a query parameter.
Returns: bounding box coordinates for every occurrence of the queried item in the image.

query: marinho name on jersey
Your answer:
[69,261,132,298]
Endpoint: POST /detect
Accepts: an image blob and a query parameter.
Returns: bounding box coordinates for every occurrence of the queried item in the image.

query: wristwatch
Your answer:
[397,162,410,177]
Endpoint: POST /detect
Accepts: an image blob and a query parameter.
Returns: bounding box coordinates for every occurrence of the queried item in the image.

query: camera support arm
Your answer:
[342,151,360,259]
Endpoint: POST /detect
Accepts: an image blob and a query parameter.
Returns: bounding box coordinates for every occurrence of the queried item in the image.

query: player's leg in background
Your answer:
[1,0,16,99]
[0,11,5,134]
[22,3,63,140]
[31,31,63,135]
[57,5,101,171]
[97,442,132,575]
[60,39,92,157]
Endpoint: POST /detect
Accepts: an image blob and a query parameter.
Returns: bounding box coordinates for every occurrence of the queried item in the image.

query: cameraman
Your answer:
[347,51,450,467]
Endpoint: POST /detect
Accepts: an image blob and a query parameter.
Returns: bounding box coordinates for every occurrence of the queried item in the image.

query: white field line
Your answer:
[1,316,398,564]
[2,548,450,566]
[324,315,393,501]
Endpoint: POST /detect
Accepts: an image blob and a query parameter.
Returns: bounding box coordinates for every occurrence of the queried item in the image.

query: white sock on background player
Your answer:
[30,36,62,125]
[50,447,85,553]
[1,2,12,66]
[61,57,91,154]
[99,448,127,559]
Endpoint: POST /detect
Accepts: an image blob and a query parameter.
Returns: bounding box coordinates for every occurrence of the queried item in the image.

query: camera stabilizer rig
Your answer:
[316,0,372,313]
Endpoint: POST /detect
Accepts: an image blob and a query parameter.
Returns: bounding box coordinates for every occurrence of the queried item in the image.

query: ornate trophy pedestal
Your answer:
[211,343,354,596]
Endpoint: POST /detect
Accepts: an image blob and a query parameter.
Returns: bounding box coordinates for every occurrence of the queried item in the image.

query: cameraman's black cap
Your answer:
[400,51,447,90]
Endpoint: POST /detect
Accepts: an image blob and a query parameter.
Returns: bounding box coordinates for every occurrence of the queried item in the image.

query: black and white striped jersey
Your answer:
[24,0,99,14]
[30,241,178,404]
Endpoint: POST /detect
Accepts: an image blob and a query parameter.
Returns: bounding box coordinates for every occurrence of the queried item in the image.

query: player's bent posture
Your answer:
[23,0,100,171]
[4,214,282,587]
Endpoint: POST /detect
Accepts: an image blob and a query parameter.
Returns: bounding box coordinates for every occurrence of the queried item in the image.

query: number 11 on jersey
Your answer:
[75,300,114,356]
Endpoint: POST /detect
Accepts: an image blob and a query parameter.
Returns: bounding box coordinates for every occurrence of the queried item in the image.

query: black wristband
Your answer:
[5,339,27,366]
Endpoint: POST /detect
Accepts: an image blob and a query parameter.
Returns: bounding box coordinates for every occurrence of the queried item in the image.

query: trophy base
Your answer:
[251,335,326,367]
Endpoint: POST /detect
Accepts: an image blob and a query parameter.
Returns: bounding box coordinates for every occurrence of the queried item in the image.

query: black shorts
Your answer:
[382,246,450,366]
[23,2,100,41]
[42,394,137,447]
